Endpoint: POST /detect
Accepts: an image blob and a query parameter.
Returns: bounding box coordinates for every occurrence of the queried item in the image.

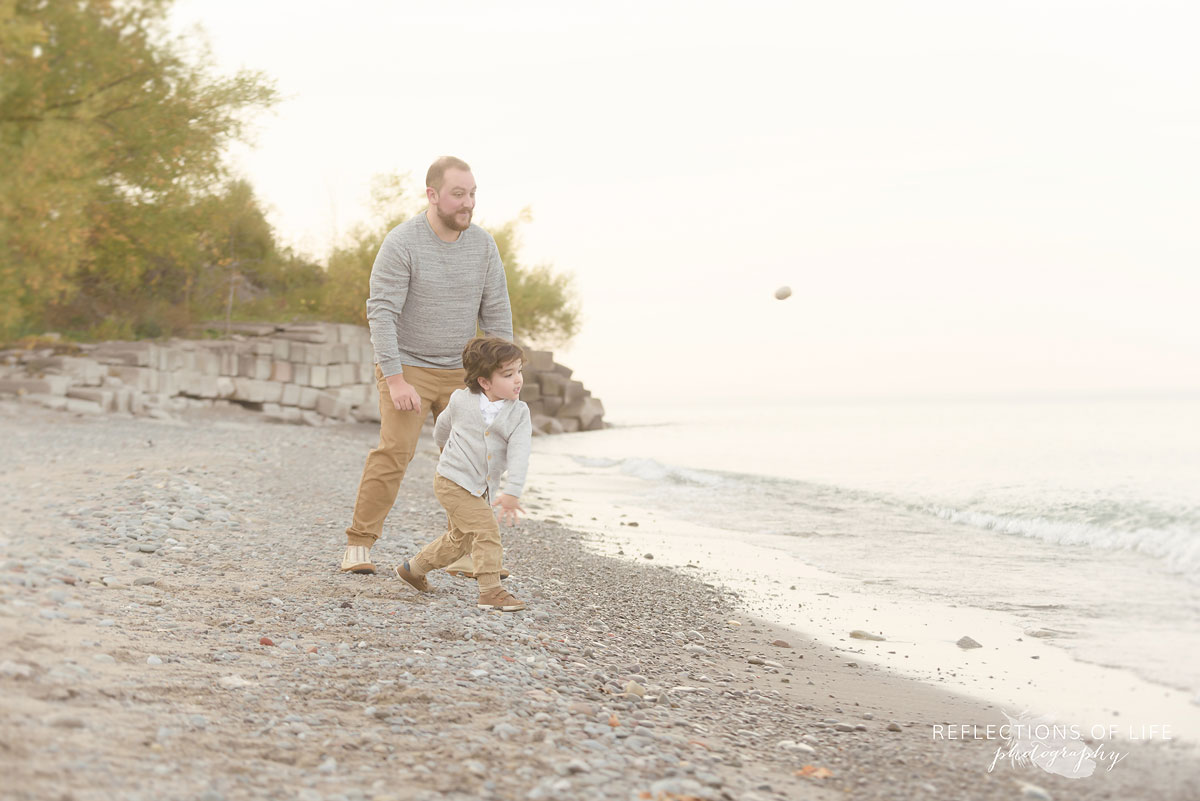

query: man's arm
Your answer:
[477,238,514,341]
[366,230,412,378]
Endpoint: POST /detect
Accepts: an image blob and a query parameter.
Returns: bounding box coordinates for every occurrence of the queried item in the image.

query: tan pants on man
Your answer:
[345,364,466,549]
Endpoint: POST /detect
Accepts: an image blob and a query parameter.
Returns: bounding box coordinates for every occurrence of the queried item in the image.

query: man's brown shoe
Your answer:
[477,587,526,612]
[394,561,431,593]
[340,545,375,574]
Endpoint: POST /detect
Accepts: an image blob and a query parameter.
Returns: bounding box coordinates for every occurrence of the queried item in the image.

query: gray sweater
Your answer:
[435,389,532,500]
[366,212,514,377]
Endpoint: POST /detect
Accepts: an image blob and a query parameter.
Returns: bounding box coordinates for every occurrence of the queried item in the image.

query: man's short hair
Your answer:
[462,337,525,394]
[426,156,472,191]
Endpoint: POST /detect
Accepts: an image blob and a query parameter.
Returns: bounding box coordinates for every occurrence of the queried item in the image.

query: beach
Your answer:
[1,404,1196,800]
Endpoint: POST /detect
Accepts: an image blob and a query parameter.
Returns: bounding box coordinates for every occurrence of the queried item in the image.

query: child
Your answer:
[394,337,532,611]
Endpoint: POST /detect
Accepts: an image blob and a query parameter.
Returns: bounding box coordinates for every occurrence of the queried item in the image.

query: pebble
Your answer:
[849,630,885,641]
[146,655,163,665]
[956,636,983,649]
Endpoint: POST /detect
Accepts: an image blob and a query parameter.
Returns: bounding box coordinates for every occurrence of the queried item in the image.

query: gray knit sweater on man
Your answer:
[366,212,513,377]
[434,389,532,500]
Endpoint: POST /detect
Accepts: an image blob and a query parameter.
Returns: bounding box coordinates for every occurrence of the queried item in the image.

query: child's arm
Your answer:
[500,405,532,498]
[433,398,453,451]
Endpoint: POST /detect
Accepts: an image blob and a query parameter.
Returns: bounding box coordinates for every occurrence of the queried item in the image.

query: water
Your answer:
[530,395,1200,725]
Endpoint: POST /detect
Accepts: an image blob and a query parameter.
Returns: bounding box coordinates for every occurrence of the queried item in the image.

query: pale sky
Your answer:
[170,0,1200,407]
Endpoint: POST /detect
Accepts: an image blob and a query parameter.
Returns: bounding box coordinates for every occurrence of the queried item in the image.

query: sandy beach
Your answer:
[1,404,1196,801]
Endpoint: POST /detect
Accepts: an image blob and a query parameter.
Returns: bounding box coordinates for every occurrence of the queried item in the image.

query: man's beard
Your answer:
[436,206,472,232]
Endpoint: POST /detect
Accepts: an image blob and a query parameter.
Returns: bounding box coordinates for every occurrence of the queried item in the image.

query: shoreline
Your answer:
[0,405,1195,799]
[527,448,1200,745]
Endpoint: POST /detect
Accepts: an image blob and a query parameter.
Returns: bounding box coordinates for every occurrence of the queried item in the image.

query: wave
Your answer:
[929,505,1200,581]
[570,455,724,486]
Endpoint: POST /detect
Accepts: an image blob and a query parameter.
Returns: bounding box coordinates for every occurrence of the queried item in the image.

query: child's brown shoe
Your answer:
[394,561,431,593]
[477,587,526,612]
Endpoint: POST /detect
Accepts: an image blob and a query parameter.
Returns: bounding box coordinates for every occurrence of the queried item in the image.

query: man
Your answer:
[341,156,513,574]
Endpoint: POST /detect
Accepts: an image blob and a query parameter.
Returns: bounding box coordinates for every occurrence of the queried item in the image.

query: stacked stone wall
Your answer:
[0,323,604,435]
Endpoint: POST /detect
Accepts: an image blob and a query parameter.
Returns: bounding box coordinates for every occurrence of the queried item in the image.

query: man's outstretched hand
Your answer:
[492,493,525,527]
[385,374,421,412]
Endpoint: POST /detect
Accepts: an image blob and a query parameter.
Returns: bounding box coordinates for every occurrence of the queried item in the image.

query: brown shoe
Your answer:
[477,587,526,612]
[394,561,431,593]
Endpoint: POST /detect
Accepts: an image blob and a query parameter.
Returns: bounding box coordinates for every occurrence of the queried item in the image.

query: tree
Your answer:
[0,0,278,338]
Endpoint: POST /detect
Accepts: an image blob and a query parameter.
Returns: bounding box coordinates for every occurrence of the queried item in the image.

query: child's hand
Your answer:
[492,493,525,527]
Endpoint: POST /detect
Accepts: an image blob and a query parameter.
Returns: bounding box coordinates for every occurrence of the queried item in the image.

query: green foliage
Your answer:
[0,3,579,346]
[0,0,277,339]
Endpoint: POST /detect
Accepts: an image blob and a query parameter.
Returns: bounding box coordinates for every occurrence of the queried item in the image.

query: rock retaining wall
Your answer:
[0,323,604,435]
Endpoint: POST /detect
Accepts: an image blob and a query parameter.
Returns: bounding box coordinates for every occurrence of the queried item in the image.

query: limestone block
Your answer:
[563,379,586,403]
[195,350,221,376]
[278,323,333,343]
[358,343,376,364]
[159,347,183,371]
[539,372,566,397]
[301,410,324,426]
[526,350,555,372]
[113,387,134,414]
[0,375,71,396]
[315,344,339,365]
[25,394,68,410]
[261,381,285,404]
[344,384,372,407]
[520,383,541,402]
[309,365,328,389]
[251,341,274,356]
[358,362,375,383]
[129,390,146,416]
[65,398,104,415]
[270,361,293,383]
[354,402,382,424]
[262,402,282,417]
[272,339,291,360]
[525,399,545,417]
[316,391,350,420]
[298,387,319,410]
[559,417,581,433]
[331,343,350,363]
[336,324,368,344]
[26,356,105,386]
[92,342,153,367]
[541,396,564,416]
[219,350,240,376]
[157,372,180,397]
[289,343,310,363]
[238,355,271,380]
[180,372,220,399]
[67,387,115,411]
[558,396,605,429]
[325,364,344,387]
[216,377,236,398]
[232,378,269,403]
[553,362,574,379]
[281,383,301,406]
[293,364,311,385]
[583,415,605,431]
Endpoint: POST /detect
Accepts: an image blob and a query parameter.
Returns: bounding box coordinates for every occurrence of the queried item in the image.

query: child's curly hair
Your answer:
[462,337,525,394]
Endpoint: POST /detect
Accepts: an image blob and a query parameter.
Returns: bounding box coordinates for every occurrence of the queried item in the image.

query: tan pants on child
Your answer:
[411,474,504,591]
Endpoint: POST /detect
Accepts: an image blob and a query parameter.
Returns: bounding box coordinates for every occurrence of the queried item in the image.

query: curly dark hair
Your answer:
[462,337,525,394]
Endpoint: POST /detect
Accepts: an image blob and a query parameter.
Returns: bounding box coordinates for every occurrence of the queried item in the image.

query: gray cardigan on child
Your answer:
[434,388,532,500]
